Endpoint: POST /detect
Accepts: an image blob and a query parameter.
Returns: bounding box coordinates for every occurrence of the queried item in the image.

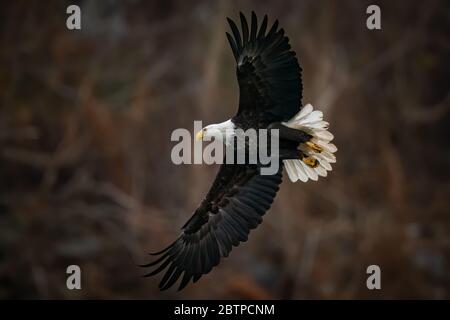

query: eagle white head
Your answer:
[195,119,236,143]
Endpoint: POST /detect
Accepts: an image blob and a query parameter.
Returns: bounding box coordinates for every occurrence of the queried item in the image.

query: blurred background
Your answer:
[0,0,449,299]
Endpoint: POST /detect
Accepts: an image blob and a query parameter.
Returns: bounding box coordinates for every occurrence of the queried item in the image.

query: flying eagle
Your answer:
[142,12,337,290]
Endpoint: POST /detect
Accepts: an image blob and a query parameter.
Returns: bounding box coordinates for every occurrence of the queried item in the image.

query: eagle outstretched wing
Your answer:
[142,163,283,291]
[227,12,302,124]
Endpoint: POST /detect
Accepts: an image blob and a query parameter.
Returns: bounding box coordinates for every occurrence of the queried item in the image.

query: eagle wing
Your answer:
[142,163,283,290]
[227,12,302,123]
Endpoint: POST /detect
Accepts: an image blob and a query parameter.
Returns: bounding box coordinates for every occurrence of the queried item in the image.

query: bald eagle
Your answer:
[142,12,337,290]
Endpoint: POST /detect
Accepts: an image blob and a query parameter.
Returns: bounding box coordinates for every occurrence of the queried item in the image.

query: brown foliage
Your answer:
[0,0,449,299]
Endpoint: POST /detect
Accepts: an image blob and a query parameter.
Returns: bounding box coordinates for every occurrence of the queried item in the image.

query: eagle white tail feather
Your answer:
[282,104,337,183]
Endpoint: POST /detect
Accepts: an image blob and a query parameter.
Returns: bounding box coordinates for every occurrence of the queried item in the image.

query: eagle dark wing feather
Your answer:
[142,163,283,291]
[226,11,302,124]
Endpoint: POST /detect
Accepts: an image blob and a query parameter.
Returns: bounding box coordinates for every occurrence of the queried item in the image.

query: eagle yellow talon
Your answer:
[302,156,318,168]
[306,141,323,153]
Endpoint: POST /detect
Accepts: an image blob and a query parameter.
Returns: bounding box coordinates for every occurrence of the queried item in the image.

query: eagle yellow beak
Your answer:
[196,130,204,141]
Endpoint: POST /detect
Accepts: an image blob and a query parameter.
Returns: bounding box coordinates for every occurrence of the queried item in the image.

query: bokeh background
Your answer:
[1,0,449,299]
